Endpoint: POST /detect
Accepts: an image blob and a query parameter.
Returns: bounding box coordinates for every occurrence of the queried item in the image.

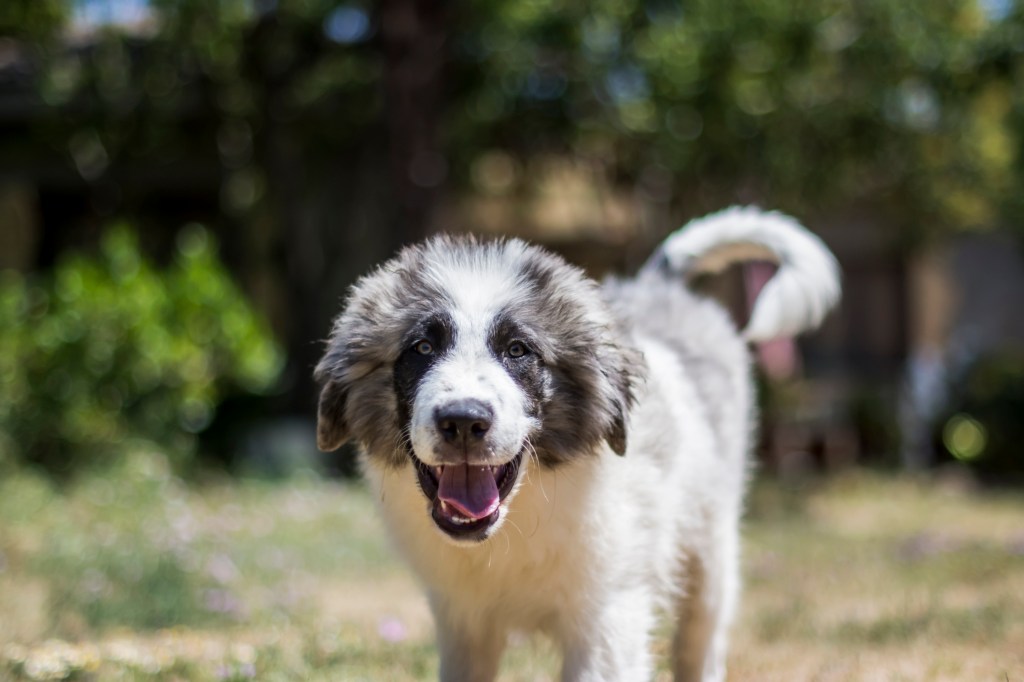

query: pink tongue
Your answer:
[437,464,500,520]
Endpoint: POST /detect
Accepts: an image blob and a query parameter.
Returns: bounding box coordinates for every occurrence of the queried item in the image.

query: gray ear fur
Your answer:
[606,402,628,456]
[604,356,636,456]
[316,379,349,451]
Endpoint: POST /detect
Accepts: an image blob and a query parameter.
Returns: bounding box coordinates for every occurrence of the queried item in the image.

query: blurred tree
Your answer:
[446,0,1019,238]
[972,0,1024,243]
[2,0,1021,424]
[3,0,400,414]
[0,0,67,41]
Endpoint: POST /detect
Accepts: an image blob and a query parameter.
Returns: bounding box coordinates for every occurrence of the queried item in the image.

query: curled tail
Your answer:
[645,206,841,342]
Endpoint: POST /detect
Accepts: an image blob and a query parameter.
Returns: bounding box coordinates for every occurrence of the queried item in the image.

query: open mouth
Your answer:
[410,450,523,540]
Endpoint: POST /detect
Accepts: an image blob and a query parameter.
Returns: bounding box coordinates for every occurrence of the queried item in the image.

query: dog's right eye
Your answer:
[507,341,529,358]
[413,340,434,355]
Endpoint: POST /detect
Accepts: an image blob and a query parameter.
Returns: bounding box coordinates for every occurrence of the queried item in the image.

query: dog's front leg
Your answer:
[559,589,657,682]
[432,602,507,682]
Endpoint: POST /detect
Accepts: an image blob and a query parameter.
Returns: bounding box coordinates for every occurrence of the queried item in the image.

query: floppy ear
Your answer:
[602,354,638,456]
[316,379,350,451]
[606,408,628,456]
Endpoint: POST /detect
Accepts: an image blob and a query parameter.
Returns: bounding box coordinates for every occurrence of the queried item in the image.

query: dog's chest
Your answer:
[440,467,602,626]
[368,458,604,627]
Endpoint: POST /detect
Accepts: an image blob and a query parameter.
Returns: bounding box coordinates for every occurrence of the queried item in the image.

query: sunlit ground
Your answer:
[1,453,1022,681]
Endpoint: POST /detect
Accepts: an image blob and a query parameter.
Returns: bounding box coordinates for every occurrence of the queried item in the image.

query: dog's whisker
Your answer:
[510,506,539,540]
[501,520,514,554]
[529,512,541,538]
[532,450,552,506]
[503,514,525,541]
[542,468,559,528]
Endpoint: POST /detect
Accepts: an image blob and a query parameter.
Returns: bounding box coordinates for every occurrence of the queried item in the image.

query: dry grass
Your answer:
[732,474,1024,681]
[1,456,1022,681]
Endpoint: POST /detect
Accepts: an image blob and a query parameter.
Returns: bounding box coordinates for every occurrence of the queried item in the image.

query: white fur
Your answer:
[651,206,841,342]
[344,208,840,681]
[365,334,734,681]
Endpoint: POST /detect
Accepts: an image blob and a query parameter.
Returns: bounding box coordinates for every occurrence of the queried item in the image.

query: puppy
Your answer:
[314,207,840,681]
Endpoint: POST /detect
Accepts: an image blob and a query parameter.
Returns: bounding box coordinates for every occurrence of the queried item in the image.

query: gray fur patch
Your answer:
[314,235,644,468]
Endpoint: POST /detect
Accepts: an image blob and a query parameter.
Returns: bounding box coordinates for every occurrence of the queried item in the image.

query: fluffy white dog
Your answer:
[315,207,840,682]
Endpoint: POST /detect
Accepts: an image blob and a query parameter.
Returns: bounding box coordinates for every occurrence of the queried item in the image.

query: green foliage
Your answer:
[0,224,283,476]
[0,0,67,41]
[18,0,1023,241]
[448,0,1020,233]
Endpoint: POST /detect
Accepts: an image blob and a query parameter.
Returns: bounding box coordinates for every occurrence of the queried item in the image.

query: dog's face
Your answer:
[315,236,640,543]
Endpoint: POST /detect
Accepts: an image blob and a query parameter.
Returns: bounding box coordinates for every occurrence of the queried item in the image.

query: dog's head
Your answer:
[314,235,641,543]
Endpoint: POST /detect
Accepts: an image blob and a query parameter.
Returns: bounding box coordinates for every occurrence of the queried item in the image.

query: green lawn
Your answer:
[1,453,1022,681]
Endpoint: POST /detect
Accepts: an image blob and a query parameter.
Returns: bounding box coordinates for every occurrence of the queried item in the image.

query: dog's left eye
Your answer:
[507,341,529,358]
[414,340,434,355]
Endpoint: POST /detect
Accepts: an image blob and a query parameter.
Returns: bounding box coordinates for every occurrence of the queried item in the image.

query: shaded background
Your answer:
[2,0,1024,478]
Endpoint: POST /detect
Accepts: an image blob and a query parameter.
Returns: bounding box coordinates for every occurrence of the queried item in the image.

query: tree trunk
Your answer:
[379,0,448,243]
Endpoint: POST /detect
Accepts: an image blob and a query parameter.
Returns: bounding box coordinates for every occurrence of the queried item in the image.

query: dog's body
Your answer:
[315,207,840,682]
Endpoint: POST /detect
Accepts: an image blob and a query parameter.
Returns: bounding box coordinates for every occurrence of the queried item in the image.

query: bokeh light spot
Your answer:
[471,151,518,194]
[176,224,209,260]
[943,414,987,461]
[323,6,371,45]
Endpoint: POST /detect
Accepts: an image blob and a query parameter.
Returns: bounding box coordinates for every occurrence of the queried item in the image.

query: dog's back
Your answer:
[604,207,838,681]
[606,272,753,477]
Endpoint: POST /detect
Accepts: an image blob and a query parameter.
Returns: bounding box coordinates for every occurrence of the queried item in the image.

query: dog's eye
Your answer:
[414,340,434,355]
[507,341,529,358]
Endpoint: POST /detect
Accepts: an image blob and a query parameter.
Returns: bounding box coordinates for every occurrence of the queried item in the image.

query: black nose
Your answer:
[435,400,493,444]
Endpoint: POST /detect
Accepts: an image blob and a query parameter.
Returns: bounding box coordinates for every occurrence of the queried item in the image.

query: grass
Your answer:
[1,454,1023,681]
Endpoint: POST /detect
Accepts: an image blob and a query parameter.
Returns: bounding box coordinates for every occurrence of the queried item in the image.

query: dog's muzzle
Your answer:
[410,391,530,541]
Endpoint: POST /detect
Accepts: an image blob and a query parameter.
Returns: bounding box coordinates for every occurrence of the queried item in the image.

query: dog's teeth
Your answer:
[438,502,473,524]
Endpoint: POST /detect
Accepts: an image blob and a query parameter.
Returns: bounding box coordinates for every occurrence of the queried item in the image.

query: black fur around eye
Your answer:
[414,339,434,355]
[507,341,529,358]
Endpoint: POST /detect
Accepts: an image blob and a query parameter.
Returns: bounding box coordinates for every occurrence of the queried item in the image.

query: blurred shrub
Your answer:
[934,352,1024,479]
[0,224,282,477]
